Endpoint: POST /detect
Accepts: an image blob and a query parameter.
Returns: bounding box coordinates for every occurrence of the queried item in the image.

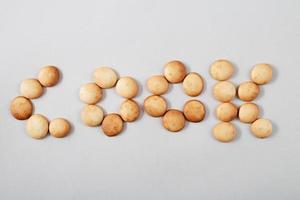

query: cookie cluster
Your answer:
[80,67,140,137]
[210,60,273,142]
[10,66,71,139]
[144,60,206,132]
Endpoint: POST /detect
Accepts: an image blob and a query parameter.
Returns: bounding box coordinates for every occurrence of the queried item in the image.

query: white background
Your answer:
[0,0,300,199]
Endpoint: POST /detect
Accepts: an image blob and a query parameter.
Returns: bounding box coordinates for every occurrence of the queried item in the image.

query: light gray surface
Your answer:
[0,0,300,199]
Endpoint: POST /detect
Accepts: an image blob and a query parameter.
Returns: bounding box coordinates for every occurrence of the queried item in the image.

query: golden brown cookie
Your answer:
[10,96,33,120]
[81,105,104,126]
[251,118,272,138]
[38,66,60,87]
[144,95,168,117]
[164,60,187,83]
[119,99,140,122]
[251,63,273,85]
[215,102,238,122]
[26,114,49,139]
[20,79,44,99]
[147,75,169,95]
[116,76,139,99]
[210,59,234,81]
[183,100,205,122]
[182,72,204,97]
[79,83,102,104]
[49,118,71,138]
[213,122,237,142]
[93,67,118,88]
[237,81,260,101]
[101,114,124,137]
[213,81,236,102]
[238,103,260,123]
[162,109,185,132]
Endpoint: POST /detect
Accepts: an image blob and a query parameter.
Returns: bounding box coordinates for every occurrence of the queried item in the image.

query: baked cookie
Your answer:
[238,103,260,123]
[119,99,140,122]
[116,76,139,99]
[49,118,71,138]
[251,63,273,85]
[215,102,238,122]
[144,95,168,117]
[213,122,237,142]
[10,96,33,120]
[20,79,44,99]
[237,81,260,101]
[182,72,204,97]
[210,59,234,81]
[26,114,49,139]
[213,81,236,102]
[101,114,124,137]
[250,118,272,138]
[79,83,102,104]
[183,100,205,122]
[93,67,118,88]
[164,60,187,83]
[147,75,169,95]
[81,105,104,126]
[162,109,185,132]
[38,66,60,87]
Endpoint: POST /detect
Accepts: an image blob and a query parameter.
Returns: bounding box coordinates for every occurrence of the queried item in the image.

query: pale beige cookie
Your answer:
[162,109,185,132]
[213,81,236,102]
[10,96,33,120]
[79,83,102,104]
[237,81,260,101]
[38,66,60,87]
[164,60,187,83]
[49,118,71,138]
[215,102,238,122]
[93,67,118,88]
[251,63,273,85]
[147,75,169,95]
[213,122,237,142]
[210,59,234,81]
[116,77,139,99]
[251,118,272,138]
[183,100,205,122]
[182,72,204,97]
[238,103,259,123]
[119,99,140,122]
[81,105,104,126]
[26,114,49,139]
[144,95,168,117]
[20,79,44,99]
[101,114,123,137]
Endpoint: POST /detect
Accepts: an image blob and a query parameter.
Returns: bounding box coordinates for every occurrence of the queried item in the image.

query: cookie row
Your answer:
[10,66,71,139]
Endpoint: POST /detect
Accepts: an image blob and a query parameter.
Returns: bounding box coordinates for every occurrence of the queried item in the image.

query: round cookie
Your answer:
[213,122,237,142]
[215,102,238,122]
[38,66,60,87]
[101,114,124,137]
[251,63,273,85]
[93,67,118,88]
[238,103,260,123]
[210,59,234,81]
[116,77,139,99]
[119,99,140,122]
[162,109,185,132]
[238,81,260,101]
[81,105,104,126]
[213,81,236,102]
[182,72,204,97]
[251,118,272,138]
[147,75,169,95]
[26,114,49,139]
[10,96,33,120]
[144,95,168,117]
[79,83,102,104]
[49,118,71,138]
[20,79,44,99]
[183,100,205,122]
[164,60,187,83]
